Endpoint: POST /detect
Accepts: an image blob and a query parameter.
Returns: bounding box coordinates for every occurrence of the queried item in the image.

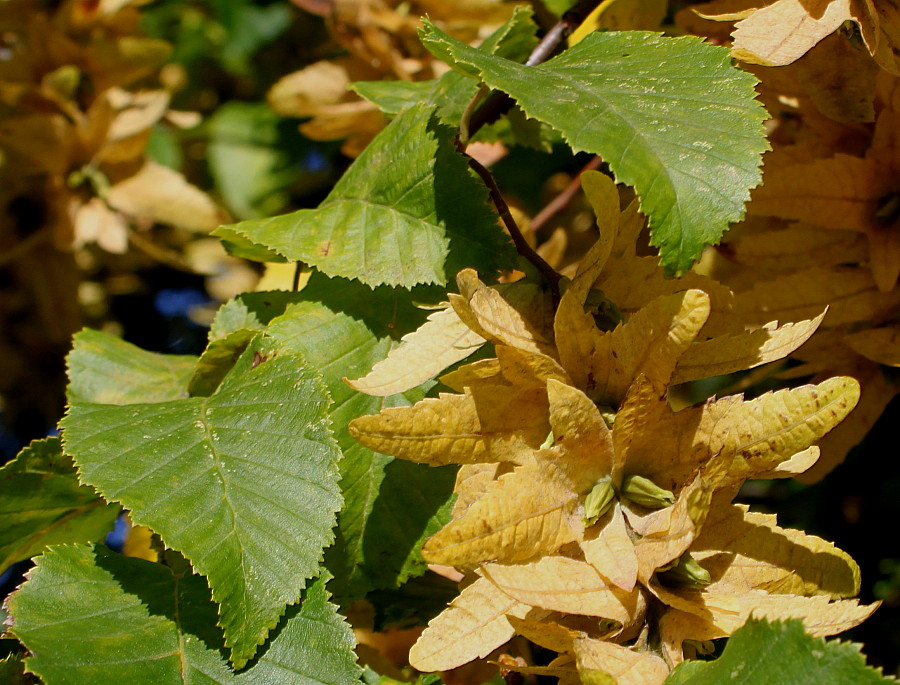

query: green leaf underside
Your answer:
[421,24,768,274]
[188,329,260,397]
[7,545,361,684]
[213,226,288,263]
[219,103,516,287]
[60,338,343,668]
[66,329,196,405]
[664,618,893,685]
[265,273,456,600]
[0,437,119,574]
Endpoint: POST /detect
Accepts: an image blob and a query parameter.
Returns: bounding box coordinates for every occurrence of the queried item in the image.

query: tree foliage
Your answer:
[1,0,899,683]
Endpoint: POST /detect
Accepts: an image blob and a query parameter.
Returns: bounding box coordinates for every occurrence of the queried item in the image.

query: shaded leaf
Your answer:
[61,338,342,667]
[0,437,118,574]
[0,654,34,685]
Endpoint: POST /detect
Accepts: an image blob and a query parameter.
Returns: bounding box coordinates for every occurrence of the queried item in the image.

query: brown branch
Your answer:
[461,141,562,300]
[467,0,605,137]
[531,155,604,233]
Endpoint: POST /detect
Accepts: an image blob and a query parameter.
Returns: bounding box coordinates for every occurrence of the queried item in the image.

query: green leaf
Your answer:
[266,273,456,600]
[0,437,118,573]
[353,5,538,121]
[6,544,361,684]
[420,23,769,274]
[66,329,196,405]
[60,338,343,668]
[218,103,516,288]
[209,291,303,341]
[664,618,894,685]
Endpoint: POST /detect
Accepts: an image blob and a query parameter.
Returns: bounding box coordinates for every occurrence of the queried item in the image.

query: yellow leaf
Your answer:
[589,290,711,404]
[422,463,583,566]
[107,162,227,232]
[349,385,550,466]
[672,311,826,385]
[574,637,670,685]
[506,616,580,653]
[105,88,172,142]
[580,170,621,271]
[122,522,158,562]
[408,576,532,672]
[713,377,860,485]
[651,580,877,637]
[454,269,556,357]
[756,446,821,479]
[452,463,505,519]
[612,376,738,492]
[346,305,486,396]
[751,155,884,232]
[481,556,647,625]
[694,501,860,598]
[581,503,639,592]
[440,358,504,392]
[749,135,900,291]
[268,61,352,117]
[496,345,571,389]
[545,379,614,490]
[730,0,852,66]
[73,197,128,254]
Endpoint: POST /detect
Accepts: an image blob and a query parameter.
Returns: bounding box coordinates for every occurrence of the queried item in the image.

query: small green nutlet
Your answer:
[584,477,615,525]
[620,474,675,509]
[658,552,712,590]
